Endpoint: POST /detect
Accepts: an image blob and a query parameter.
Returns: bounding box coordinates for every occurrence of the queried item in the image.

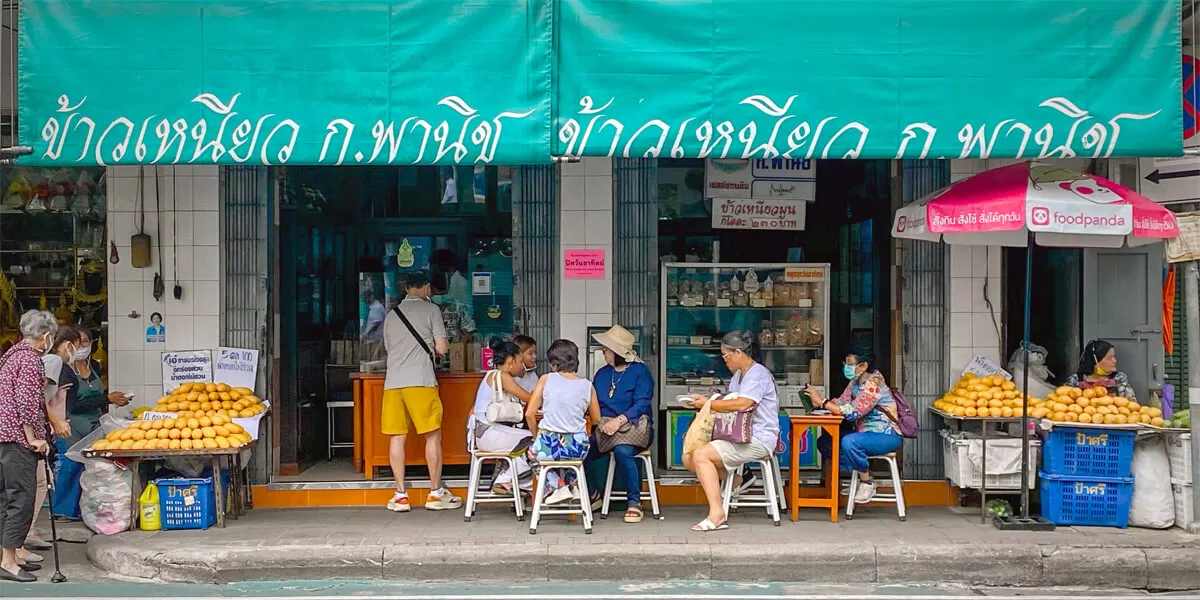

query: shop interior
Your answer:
[0,166,109,372]
[650,158,894,473]
[276,165,514,480]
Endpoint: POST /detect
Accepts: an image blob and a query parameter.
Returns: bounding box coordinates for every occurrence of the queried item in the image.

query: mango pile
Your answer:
[90,415,249,452]
[152,382,266,419]
[933,374,1032,418]
[1027,386,1164,426]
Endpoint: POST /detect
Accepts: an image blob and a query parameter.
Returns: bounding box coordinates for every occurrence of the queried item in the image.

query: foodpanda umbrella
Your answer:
[891,161,1180,527]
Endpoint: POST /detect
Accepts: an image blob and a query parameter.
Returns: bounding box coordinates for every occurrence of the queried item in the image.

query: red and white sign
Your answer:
[563,249,605,279]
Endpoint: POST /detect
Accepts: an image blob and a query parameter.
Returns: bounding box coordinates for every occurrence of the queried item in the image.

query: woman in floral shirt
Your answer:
[1065,339,1137,401]
[0,310,57,582]
[807,345,902,505]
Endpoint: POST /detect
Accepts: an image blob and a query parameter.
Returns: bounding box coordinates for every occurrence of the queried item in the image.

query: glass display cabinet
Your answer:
[659,262,830,471]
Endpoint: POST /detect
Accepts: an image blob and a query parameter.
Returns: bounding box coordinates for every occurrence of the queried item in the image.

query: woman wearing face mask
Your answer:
[0,310,57,582]
[807,344,903,505]
[52,327,130,521]
[1065,339,1136,401]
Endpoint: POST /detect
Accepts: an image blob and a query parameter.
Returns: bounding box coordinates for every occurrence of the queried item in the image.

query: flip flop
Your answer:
[691,518,729,532]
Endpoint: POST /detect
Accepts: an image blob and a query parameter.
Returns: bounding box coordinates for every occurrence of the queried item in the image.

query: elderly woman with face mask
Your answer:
[0,310,57,582]
[1065,339,1136,401]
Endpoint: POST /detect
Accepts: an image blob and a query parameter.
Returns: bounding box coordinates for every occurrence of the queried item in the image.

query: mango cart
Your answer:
[82,444,254,529]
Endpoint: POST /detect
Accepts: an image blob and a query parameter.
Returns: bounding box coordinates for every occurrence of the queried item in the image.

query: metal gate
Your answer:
[899,159,950,480]
[613,158,659,367]
[512,165,558,371]
[221,165,272,482]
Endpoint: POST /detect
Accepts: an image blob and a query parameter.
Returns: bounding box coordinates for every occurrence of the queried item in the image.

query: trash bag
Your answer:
[1129,435,1175,529]
[163,456,207,479]
[79,458,133,535]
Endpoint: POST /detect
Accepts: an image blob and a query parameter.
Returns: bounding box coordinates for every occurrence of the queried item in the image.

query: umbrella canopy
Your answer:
[892,162,1179,248]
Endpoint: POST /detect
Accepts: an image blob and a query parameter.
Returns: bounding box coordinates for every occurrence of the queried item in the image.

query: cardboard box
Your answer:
[448,342,467,372]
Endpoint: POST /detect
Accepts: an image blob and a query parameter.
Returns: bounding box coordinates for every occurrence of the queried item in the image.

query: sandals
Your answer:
[691,518,729,532]
[624,506,644,523]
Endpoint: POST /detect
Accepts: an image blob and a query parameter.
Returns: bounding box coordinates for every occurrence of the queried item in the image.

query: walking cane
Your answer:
[42,459,66,583]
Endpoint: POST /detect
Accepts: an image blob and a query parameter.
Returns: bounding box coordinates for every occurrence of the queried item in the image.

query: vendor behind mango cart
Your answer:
[1065,339,1136,401]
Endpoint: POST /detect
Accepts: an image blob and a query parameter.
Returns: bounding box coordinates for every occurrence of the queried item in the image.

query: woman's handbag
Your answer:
[596,414,651,453]
[682,394,717,455]
[484,370,525,424]
[712,409,756,444]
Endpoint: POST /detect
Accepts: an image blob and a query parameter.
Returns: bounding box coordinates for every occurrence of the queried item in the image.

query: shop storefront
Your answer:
[10,0,1187,512]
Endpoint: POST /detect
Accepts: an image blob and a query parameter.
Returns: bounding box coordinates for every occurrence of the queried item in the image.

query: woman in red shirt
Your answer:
[0,310,57,583]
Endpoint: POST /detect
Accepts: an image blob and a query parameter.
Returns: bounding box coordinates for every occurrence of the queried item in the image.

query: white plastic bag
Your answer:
[1129,435,1175,529]
[65,413,132,463]
[79,458,133,535]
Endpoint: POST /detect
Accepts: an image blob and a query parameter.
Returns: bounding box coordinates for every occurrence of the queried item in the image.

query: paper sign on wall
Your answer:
[712,197,806,231]
[472,272,493,295]
[215,347,259,390]
[564,249,605,279]
[161,350,214,393]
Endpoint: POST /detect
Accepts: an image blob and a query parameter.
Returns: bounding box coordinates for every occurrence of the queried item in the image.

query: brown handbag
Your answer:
[596,414,651,453]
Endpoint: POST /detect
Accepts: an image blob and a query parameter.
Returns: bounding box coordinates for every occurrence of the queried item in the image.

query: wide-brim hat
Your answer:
[592,324,640,362]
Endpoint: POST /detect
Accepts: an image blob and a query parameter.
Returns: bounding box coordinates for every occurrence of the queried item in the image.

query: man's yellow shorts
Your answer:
[381,386,443,436]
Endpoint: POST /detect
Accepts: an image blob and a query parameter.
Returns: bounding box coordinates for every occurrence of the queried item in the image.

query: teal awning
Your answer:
[17,0,1184,166]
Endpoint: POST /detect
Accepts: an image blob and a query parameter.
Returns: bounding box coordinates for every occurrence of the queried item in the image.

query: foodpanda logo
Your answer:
[1031,207,1050,226]
[1057,179,1122,204]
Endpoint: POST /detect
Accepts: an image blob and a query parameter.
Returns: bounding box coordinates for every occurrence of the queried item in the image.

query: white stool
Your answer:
[326,400,355,460]
[463,451,525,522]
[528,460,593,534]
[845,453,907,521]
[600,449,662,520]
[721,454,784,526]
[463,416,526,522]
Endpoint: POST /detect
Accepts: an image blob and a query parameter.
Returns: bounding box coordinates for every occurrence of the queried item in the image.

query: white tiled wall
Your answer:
[946,160,1005,376]
[559,157,615,348]
[105,165,221,414]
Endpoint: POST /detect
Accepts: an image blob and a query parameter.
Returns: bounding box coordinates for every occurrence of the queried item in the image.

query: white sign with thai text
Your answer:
[215,347,259,390]
[161,350,214,393]
[712,197,807,231]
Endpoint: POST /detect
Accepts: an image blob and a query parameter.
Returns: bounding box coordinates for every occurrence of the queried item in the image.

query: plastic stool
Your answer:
[528,460,593,534]
[600,449,662,520]
[721,454,784,526]
[846,452,907,521]
[463,450,525,522]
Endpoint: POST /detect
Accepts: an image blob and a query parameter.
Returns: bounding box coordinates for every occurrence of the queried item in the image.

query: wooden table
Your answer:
[788,414,843,522]
[352,371,482,479]
[83,444,254,529]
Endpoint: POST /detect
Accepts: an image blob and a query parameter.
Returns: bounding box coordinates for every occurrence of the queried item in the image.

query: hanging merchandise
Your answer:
[153,167,165,301]
[130,166,153,268]
[172,171,182,300]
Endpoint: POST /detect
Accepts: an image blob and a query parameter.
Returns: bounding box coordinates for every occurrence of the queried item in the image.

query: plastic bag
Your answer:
[66,413,132,463]
[80,458,133,535]
[139,482,162,531]
[1006,343,1053,384]
[683,395,716,456]
[1129,435,1174,529]
[164,456,208,479]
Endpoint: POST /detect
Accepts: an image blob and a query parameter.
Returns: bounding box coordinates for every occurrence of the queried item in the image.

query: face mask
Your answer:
[40,333,53,355]
[75,346,91,362]
[1093,365,1108,377]
[843,364,860,380]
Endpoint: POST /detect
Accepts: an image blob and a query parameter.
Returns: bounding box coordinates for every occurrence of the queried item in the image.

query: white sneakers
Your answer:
[424,487,464,511]
[387,488,463,512]
[544,485,575,506]
[854,480,877,504]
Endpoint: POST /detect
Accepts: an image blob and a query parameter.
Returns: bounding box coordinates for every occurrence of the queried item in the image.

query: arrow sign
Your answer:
[1144,168,1200,184]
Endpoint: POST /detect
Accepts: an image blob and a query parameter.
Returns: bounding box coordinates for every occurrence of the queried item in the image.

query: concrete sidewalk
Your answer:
[86,506,1200,590]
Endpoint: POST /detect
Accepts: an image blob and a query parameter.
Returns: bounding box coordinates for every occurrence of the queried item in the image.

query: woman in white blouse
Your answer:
[683,331,780,532]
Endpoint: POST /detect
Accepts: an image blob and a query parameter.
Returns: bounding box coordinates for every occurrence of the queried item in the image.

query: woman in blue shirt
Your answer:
[585,325,654,523]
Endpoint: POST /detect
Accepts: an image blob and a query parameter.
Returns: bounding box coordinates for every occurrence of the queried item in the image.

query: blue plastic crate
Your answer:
[1043,427,1136,478]
[1038,471,1134,528]
[156,477,216,531]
